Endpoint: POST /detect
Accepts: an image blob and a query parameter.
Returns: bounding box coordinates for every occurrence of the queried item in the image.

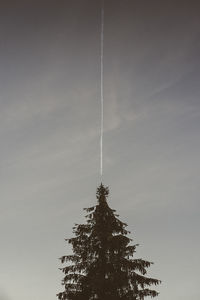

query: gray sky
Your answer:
[0,1,200,299]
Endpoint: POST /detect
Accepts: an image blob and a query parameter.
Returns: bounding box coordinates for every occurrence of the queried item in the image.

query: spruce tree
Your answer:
[57,184,161,300]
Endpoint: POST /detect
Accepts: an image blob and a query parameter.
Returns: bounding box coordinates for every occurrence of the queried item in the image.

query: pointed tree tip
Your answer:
[96,183,109,199]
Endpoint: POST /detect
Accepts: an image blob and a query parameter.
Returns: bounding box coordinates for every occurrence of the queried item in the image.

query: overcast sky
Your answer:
[0,1,200,299]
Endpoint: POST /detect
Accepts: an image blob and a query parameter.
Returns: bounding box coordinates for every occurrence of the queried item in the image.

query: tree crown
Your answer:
[57,184,161,300]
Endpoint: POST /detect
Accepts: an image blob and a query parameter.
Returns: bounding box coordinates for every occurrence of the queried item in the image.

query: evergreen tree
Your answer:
[57,184,161,300]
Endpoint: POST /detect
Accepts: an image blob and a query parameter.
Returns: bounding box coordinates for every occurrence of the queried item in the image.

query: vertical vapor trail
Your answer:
[100,1,104,179]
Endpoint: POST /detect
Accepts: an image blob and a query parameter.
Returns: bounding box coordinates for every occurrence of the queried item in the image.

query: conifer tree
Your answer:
[57,184,161,300]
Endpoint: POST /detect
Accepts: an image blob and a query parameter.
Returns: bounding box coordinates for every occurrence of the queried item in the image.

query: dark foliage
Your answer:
[57,184,161,300]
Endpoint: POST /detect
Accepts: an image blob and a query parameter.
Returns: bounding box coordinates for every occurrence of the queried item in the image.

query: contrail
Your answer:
[100,0,104,179]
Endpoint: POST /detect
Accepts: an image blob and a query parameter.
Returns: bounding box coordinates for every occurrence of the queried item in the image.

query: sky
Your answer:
[0,0,200,299]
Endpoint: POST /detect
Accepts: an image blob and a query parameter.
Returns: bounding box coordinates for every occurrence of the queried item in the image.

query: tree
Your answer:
[57,184,161,300]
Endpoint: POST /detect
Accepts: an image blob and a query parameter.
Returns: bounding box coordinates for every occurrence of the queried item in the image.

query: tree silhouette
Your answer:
[57,184,161,300]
